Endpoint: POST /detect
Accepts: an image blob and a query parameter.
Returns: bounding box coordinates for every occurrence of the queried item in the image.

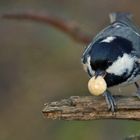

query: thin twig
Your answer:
[1,11,92,44]
[42,95,140,121]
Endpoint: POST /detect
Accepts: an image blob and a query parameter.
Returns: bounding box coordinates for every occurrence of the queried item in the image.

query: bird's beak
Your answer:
[95,70,106,79]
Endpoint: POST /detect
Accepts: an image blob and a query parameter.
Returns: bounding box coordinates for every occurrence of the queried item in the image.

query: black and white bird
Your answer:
[81,12,140,112]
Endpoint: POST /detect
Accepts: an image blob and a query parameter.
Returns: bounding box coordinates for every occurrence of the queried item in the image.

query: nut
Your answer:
[88,76,107,96]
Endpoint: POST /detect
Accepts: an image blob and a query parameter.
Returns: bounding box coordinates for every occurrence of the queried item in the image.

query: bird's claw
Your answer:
[136,89,140,99]
[103,91,117,112]
[135,82,140,99]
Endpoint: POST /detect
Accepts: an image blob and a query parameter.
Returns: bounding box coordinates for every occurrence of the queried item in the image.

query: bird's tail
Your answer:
[109,12,132,23]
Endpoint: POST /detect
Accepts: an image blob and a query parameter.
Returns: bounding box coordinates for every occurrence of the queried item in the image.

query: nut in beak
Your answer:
[88,76,107,96]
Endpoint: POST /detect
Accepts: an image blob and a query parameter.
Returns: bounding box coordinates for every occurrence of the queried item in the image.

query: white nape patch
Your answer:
[106,53,135,76]
[101,36,116,43]
[83,56,95,76]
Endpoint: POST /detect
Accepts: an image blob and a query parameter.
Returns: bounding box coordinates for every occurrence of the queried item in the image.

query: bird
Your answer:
[81,12,140,112]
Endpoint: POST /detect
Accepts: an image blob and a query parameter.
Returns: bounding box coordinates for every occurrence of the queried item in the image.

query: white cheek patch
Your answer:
[106,53,135,76]
[83,56,95,76]
[101,36,116,43]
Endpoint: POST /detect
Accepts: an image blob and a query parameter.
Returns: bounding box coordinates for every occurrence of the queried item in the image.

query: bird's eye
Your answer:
[107,60,112,65]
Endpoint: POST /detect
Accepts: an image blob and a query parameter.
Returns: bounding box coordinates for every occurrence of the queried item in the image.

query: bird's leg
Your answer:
[135,82,140,98]
[103,90,117,112]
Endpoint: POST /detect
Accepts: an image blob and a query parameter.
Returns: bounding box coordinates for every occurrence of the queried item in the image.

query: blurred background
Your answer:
[0,0,140,140]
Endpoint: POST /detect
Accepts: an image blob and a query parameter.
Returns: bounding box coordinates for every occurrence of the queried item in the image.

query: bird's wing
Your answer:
[109,12,140,35]
[109,12,132,23]
[91,13,140,51]
[82,13,140,63]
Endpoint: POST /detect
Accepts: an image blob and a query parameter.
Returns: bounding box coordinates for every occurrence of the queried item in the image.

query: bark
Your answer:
[42,95,140,121]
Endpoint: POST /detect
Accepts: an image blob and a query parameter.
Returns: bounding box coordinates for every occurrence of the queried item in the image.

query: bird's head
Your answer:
[82,36,137,87]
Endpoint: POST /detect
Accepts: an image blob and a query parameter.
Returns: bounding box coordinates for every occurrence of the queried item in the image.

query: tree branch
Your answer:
[1,10,92,44]
[124,135,140,140]
[42,95,140,120]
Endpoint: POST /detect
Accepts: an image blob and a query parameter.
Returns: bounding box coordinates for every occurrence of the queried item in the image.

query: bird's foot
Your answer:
[136,88,140,99]
[103,91,117,112]
[135,82,140,99]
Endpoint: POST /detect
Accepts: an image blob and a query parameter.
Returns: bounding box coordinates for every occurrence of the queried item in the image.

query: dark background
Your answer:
[0,0,140,140]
